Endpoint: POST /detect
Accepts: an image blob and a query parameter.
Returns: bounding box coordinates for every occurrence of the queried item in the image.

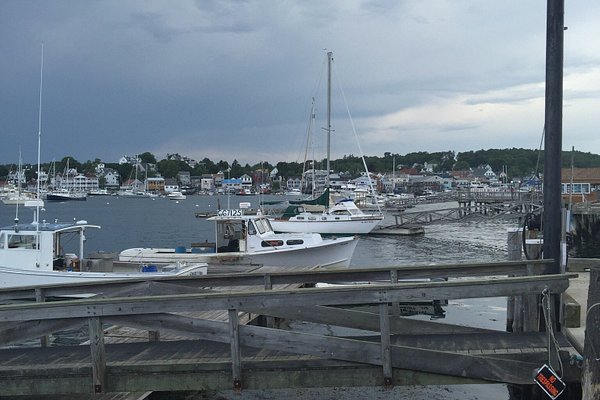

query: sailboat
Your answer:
[118,156,158,198]
[46,158,87,201]
[269,52,384,235]
[1,150,36,205]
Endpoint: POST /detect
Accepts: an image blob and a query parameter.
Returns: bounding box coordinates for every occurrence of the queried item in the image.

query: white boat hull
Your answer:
[270,217,382,235]
[0,264,207,289]
[119,236,358,269]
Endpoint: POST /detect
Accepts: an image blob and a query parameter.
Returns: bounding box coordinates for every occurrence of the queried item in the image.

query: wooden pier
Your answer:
[391,200,542,227]
[0,260,586,398]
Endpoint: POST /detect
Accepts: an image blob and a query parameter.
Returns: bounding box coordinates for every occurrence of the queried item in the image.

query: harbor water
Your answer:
[0,195,555,399]
[0,195,515,265]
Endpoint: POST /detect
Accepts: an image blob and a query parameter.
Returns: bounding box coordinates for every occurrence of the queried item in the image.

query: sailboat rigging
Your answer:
[270,51,384,235]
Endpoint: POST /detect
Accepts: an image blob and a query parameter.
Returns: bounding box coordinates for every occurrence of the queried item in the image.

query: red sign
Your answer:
[534,364,566,399]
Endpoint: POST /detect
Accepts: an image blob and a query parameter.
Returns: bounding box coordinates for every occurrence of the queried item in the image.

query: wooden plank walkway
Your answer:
[391,201,542,227]
[0,260,583,396]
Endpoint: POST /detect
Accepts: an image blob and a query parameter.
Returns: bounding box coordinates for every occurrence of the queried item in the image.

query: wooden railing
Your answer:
[0,260,580,395]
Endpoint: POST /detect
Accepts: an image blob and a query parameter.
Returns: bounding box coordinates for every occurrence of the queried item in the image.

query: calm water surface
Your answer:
[0,196,540,399]
[0,195,514,262]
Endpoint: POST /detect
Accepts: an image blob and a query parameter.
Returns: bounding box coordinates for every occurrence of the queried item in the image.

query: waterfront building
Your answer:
[561,167,600,203]
[221,178,242,193]
[472,164,498,184]
[146,177,165,193]
[102,169,121,190]
[286,177,302,191]
[177,171,191,186]
[239,174,253,188]
[118,155,140,165]
[200,175,215,192]
[53,172,99,193]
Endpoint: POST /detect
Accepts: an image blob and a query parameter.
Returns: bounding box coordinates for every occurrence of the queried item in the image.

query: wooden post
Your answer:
[510,262,541,333]
[88,317,106,394]
[582,267,600,399]
[524,262,541,332]
[390,269,400,317]
[35,288,49,347]
[506,229,522,332]
[379,303,393,387]
[264,274,275,328]
[149,330,160,342]
[228,309,242,391]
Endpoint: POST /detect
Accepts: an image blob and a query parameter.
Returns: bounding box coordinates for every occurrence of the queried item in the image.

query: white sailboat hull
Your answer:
[270,216,382,235]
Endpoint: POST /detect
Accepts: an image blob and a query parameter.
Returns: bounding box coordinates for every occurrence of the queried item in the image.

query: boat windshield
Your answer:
[2,232,40,250]
[253,218,274,234]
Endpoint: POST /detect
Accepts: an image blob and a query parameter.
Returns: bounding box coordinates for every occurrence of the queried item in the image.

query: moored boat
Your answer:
[268,52,383,235]
[167,191,186,200]
[0,200,206,288]
[119,209,358,268]
[45,189,87,201]
[270,197,384,235]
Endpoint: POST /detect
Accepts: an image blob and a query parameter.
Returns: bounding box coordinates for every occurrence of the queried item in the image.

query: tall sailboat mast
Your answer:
[32,43,45,226]
[325,51,332,193]
[36,43,44,203]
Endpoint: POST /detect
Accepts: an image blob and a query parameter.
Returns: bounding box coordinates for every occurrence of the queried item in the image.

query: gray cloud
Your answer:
[1,0,599,166]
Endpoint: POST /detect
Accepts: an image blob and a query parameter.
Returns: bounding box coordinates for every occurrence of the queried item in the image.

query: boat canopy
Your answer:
[289,188,330,207]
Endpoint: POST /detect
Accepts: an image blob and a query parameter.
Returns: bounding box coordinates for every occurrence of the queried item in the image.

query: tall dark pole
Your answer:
[326,51,332,194]
[542,0,564,274]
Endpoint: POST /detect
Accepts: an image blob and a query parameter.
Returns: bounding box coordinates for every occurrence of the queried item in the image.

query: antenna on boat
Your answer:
[34,42,44,226]
[14,148,21,222]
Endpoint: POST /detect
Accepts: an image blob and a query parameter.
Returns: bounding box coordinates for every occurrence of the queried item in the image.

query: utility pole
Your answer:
[542,0,564,275]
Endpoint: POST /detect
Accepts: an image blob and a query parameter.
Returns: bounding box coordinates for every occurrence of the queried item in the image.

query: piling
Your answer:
[582,266,600,399]
[507,228,522,331]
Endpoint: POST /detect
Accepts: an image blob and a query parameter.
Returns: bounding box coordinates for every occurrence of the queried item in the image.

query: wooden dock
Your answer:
[390,200,542,227]
[0,260,587,398]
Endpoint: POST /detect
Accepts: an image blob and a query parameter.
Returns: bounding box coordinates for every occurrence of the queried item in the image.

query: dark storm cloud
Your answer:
[1,1,599,166]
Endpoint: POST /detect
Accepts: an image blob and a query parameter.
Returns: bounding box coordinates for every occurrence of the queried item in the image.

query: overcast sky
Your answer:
[1,1,599,166]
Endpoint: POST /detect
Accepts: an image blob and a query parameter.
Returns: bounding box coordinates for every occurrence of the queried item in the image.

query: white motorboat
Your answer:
[0,201,207,289]
[167,191,186,200]
[119,209,359,269]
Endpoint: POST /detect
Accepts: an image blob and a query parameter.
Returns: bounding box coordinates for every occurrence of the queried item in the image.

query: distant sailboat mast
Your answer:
[34,42,44,229]
[325,51,333,199]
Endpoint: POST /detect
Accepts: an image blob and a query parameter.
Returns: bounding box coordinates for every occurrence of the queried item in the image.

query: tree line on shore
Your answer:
[3,148,600,183]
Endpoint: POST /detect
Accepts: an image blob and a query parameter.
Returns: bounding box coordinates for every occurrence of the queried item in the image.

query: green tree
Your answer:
[139,152,157,165]
[200,158,216,174]
[453,160,470,171]
[157,159,183,179]
[115,163,134,182]
[215,160,230,174]
[58,156,81,173]
[80,160,97,175]
[230,159,244,178]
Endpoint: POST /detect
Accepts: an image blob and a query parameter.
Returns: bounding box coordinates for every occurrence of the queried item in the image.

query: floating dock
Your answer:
[371,223,425,236]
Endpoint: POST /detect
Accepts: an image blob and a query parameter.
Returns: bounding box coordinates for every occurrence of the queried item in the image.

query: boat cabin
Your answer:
[210,211,310,254]
[0,221,100,272]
